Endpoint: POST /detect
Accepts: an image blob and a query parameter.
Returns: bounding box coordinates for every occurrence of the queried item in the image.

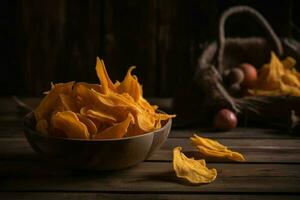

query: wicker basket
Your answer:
[194,6,300,131]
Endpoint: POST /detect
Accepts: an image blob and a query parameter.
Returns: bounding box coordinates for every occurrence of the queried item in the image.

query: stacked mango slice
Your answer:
[34,57,175,139]
[249,52,300,96]
[173,134,245,184]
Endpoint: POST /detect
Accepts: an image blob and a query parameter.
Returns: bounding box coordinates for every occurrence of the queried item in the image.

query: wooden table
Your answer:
[1,97,300,199]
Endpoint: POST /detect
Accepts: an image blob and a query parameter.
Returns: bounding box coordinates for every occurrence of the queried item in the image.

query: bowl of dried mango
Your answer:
[24,57,175,170]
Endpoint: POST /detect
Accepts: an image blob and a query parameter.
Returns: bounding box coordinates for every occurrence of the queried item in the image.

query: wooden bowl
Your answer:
[24,112,172,170]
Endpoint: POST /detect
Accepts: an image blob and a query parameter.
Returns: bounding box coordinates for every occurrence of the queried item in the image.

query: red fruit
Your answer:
[213,109,237,131]
[239,63,257,88]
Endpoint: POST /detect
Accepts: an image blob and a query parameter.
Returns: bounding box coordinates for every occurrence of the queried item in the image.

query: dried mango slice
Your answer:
[93,114,134,139]
[282,71,300,88]
[73,82,103,97]
[52,111,89,139]
[89,90,150,126]
[250,52,300,96]
[282,56,296,70]
[84,109,116,124]
[280,82,300,96]
[76,114,97,136]
[95,57,115,94]
[59,94,78,112]
[191,134,227,151]
[34,57,175,139]
[196,146,245,162]
[173,147,217,184]
[116,66,142,102]
[36,119,49,135]
[255,52,283,90]
[73,83,100,107]
[35,82,74,121]
[191,134,246,162]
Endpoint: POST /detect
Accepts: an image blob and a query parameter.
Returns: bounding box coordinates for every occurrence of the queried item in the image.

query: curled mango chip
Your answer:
[249,52,300,96]
[59,94,78,112]
[173,147,217,184]
[93,114,134,139]
[76,114,98,136]
[282,56,296,70]
[51,111,90,139]
[116,66,141,102]
[95,57,116,94]
[191,134,246,162]
[34,57,175,139]
[35,81,74,121]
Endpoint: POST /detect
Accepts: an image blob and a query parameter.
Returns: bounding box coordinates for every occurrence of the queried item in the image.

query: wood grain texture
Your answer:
[169,128,294,139]
[1,138,300,163]
[1,161,300,193]
[1,193,299,200]
[1,98,300,197]
[103,0,157,96]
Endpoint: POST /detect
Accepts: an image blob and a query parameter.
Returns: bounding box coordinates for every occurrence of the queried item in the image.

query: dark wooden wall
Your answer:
[2,0,298,97]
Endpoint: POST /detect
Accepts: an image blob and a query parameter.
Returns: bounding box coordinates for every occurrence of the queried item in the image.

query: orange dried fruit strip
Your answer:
[59,94,78,112]
[76,114,98,136]
[93,114,134,139]
[173,147,217,184]
[191,134,246,162]
[250,52,300,96]
[51,111,90,139]
[34,57,175,139]
[95,57,115,94]
[116,66,141,102]
[84,109,117,124]
[35,81,74,121]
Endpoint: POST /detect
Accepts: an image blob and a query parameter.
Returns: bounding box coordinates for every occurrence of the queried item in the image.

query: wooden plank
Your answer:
[169,128,295,139]
[0,161,299,193]
[149,148,300,163]
[163,138,300,149]
[1,193,299,200]
[1,138,300,163]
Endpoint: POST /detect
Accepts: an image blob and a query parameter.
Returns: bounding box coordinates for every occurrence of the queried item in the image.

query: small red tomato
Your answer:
[239,63,257,88]
[213,109,237,131]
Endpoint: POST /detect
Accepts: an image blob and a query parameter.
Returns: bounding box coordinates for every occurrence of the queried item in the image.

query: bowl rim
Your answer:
[24,111,172,142]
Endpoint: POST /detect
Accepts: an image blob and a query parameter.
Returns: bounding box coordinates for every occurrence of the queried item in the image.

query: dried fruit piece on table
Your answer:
[191,134,245,162]
[51,111,90,139]
[173,147,217,184]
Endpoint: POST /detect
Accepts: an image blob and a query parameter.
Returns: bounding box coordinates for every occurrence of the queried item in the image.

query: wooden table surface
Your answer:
[1,97,300,199]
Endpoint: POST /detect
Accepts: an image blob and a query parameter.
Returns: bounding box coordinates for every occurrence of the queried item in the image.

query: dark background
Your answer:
[2,0,299,97]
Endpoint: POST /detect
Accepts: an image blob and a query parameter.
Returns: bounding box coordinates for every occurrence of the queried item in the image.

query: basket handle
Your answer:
[218,6,283,72]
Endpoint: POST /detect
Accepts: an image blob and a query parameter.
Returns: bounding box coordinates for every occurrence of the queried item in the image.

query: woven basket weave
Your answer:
[194,6,300,131]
